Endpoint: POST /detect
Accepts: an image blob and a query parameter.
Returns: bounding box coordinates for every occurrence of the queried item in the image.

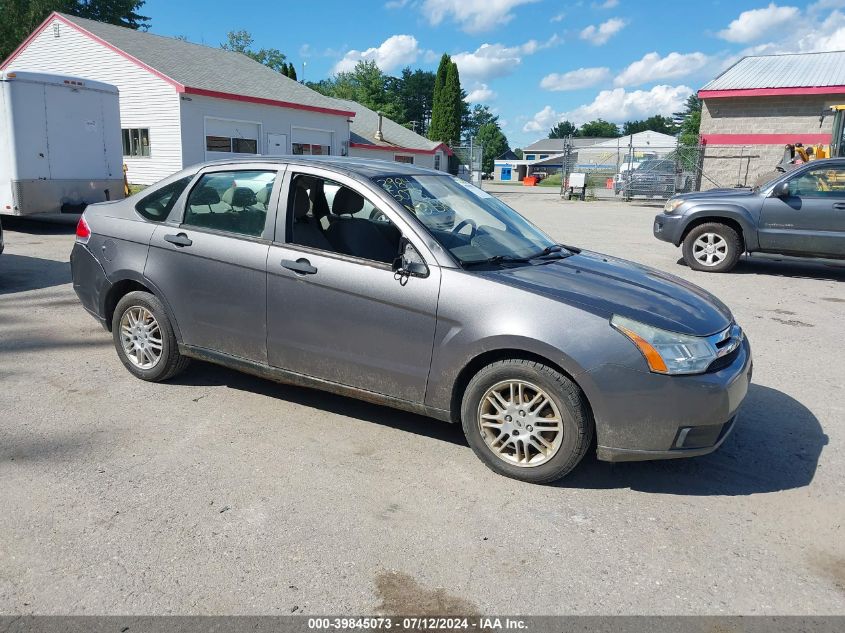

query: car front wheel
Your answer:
[682,222,742,273]
[461,359,593,484]
[112,291,190,382]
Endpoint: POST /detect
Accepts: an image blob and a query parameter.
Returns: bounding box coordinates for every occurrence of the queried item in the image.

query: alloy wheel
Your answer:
[692,232,728,267]
[119,306,163,370]
[477,380,564,467]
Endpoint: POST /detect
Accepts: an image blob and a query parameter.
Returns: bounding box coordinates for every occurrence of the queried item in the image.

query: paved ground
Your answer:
[1,195,843,616]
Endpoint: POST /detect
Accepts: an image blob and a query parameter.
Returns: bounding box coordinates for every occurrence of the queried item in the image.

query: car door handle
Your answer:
[281,258,318,275]
[164,232,192,247]
[833,203,845,210]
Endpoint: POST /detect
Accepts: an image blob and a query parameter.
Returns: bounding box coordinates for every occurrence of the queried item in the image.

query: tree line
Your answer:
[546,96,702,145]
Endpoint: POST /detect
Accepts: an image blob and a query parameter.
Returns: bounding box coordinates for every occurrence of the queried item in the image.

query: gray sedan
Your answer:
[70,157,751,483]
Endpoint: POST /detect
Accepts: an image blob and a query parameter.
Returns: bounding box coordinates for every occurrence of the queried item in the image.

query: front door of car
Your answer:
[759,164,845,257]
[144,166,282,363]
[265,170,441,404]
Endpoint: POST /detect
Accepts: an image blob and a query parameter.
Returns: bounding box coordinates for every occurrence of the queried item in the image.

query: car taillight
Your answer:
[75,215,91,243]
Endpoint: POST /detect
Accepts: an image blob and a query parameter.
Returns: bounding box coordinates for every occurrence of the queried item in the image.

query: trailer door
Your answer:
[44,84,109,179]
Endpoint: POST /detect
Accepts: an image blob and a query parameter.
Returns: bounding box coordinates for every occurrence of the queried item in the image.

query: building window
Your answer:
[206,136,231,152]
[122,128,150,157]
[232,138,257,154]
[206,136,258,154]
[292,143,330,155]
[434,154,441,170]
[394,155,414,164]
[525,154,535,160]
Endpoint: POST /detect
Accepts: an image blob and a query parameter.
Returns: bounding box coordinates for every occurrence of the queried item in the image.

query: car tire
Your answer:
[461,359,593,484]
[112,290,190,382]
[682,222,742,273]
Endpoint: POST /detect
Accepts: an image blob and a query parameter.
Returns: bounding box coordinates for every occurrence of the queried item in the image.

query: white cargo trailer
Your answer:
[0,70,123,216]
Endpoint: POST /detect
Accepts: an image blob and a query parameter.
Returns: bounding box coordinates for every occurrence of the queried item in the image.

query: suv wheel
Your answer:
[461,359,593,484]
[682,222,742,273]
[112,291,190,382]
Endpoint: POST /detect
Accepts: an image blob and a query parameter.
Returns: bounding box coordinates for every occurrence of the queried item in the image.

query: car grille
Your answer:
[706,324,744,373]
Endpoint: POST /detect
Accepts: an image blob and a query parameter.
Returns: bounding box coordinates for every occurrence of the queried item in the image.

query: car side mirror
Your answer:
[772,182,790,198]
[393,239,429,278]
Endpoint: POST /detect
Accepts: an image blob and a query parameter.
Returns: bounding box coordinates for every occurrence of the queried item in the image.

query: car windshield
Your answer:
[372,175,561,265]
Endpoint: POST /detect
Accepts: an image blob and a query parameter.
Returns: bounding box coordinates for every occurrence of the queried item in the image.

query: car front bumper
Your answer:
[653,212,685,245]
[590,337,753,462]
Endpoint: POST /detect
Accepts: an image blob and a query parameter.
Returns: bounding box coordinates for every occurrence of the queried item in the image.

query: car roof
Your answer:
[196,155,445,179]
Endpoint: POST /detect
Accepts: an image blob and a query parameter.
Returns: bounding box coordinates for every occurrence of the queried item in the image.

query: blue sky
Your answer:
[145,0,843,147]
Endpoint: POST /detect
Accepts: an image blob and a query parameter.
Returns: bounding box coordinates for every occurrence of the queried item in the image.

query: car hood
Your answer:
[480,251,733,336]
[675,187,758,201]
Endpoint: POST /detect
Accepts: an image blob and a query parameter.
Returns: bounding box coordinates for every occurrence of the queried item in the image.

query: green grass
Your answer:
[127,184,147,195]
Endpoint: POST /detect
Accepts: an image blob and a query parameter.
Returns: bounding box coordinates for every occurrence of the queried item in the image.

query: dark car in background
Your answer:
[654,158,845,272]
[71,156,751,484]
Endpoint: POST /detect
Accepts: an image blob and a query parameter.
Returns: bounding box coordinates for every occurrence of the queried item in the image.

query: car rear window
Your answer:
[135,176,193,222]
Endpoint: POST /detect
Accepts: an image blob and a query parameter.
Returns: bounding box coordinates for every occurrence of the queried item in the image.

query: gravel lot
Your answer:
[1,193,843,615]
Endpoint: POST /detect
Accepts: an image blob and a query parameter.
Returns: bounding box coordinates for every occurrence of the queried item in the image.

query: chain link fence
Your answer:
[450,143,484,187]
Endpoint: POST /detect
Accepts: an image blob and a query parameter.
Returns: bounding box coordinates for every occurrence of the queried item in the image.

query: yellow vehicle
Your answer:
[779,106,845,167]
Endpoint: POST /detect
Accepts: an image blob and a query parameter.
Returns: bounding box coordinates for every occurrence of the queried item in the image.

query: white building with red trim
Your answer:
[334,99,451,171]
[1,12,357,184]
[698,50,845,188]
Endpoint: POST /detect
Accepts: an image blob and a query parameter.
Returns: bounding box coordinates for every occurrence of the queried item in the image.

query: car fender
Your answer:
[676,204,760,250]
[101,268,184,342]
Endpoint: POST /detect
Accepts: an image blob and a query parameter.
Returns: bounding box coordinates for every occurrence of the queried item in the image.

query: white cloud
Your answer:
[420,0,537,33]
[333,35,422,73]
[540,67,610,91]
[465,83,497,102]
[732,6,845,54]
[522,84,693,132]
[385,0,411,7]
[718,3,799,43]
[592,0,619,8]
[522,106,561,133]
[614,51,712,87]
[580,18,626,45]
[452,36,559,81]
[551,11,566,22]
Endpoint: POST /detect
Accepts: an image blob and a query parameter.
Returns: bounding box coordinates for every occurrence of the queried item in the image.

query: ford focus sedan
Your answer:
[70,157,752,484]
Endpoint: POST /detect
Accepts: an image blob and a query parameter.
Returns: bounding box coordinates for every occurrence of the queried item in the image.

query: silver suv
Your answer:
[71,157,751,483]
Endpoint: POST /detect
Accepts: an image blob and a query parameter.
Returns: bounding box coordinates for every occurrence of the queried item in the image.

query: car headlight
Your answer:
[611,315,720,375]
[663,198,684,214]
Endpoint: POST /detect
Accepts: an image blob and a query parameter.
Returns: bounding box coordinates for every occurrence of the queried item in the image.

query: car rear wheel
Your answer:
[112,291,190,382]
[461,359,593,484]
[682,222,742,273]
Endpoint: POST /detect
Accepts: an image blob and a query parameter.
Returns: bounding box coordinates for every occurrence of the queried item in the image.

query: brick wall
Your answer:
[699,94,840,189]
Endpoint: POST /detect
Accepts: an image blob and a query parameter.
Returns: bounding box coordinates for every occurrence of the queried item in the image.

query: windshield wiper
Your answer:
[461,255,532,267]
[527,244,573,260]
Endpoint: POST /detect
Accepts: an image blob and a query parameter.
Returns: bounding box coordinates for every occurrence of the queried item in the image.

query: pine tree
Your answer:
[441,60,462,146]
[428,53,451,142]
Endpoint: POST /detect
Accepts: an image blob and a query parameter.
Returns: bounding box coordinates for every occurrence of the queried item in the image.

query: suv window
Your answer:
[183,170,276,237]
[788,166,845,198]
[287,174,403,265]
[135,176,192,221]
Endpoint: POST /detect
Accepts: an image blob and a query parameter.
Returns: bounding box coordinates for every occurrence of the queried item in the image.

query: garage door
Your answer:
[291,128,333,155]
[205,118,260,160]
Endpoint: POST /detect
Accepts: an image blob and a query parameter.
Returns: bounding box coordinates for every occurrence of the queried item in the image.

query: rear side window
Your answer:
[182,170,276,238]
[135,177,192,221]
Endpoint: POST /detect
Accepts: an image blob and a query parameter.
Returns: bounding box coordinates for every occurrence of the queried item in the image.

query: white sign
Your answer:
[569,172,586,188]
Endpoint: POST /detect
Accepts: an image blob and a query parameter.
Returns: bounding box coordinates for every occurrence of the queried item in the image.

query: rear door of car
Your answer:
[759,164,845,257]
[144,163,283,363]
[265,166,441,404]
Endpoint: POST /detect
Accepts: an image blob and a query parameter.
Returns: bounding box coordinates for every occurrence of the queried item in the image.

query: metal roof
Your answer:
[523,138,603,152]
[332,98,443,152]
[58,13,353,115]
[702,50,845,91]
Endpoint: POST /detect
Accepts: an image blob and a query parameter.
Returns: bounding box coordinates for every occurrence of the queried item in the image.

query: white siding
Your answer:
[349,146,446,171]
[179,94,350,167]
[6,17,182,184]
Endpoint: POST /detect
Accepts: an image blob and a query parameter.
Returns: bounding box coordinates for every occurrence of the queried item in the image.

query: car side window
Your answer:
[183,170,276,238]
[287,174,404,265]
[135,176,192,222]
[788,167,845,198]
